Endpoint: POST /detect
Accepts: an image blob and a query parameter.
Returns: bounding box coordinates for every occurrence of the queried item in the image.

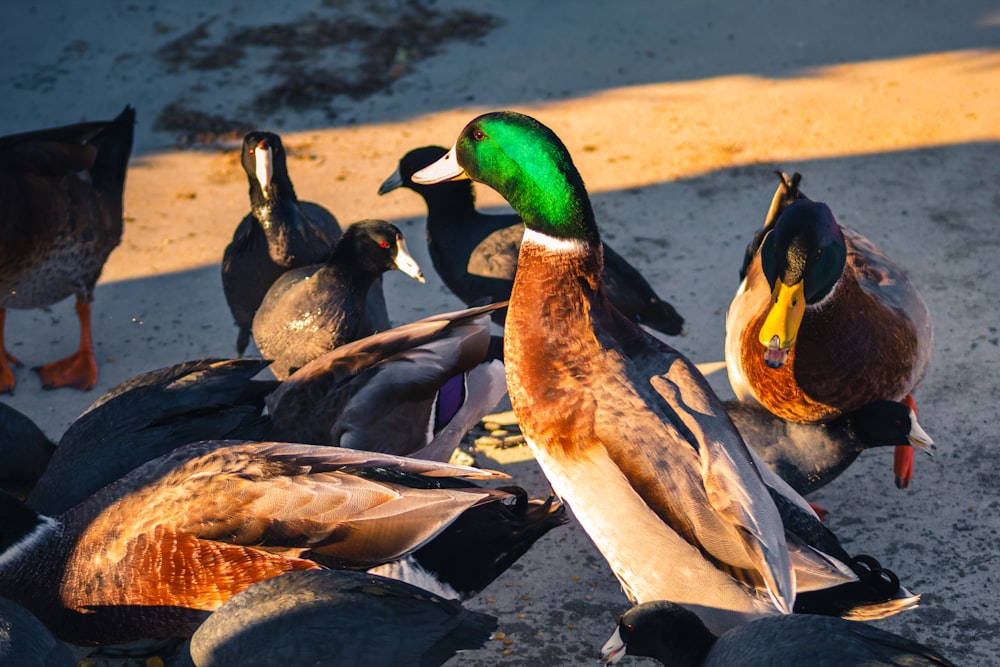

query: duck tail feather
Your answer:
[89,105,136,193]
[839,594,921,621]
[793,553,918,620]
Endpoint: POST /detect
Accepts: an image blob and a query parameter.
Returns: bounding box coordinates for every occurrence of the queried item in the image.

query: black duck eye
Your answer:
[473,129,486,141]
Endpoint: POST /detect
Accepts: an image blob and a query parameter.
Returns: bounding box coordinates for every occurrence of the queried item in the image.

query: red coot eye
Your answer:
[379,240,390,249]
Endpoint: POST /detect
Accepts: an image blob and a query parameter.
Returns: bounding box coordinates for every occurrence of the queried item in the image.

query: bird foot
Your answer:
[807,501,828,522]
[33,349,98,390]
[893,394,918,489]
[893,445,914,489]
[0,350,23,394]
[850,554,901,596]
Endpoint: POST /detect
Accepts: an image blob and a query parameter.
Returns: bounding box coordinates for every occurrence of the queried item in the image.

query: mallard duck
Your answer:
[0,441,562,645]
[26,358,275,516]
[221,131,346,356]
[412,111,914,635]
[0,105,134,393]
[599,600,956,667]
[0,403,56,499]
[725,172,933,488]
[266,302,507,463]
[0,596,75,667]
[379,145,684,335]
[252,219,425,379]
[726,397,934,496]
[177,570,497,667]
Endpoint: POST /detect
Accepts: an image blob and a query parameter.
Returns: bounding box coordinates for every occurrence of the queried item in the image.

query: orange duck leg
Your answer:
[33,299,98,391]
[0,309,25,394]
[893,394,919,489]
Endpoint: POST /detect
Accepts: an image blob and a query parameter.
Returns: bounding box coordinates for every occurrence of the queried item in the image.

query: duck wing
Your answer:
[327,339,504,462]
[844,227,933,337]
[266,303,507,455]
[601,242,684,336]
[587,309,795,615]
[76,441,512,572]
[643,358,795,614]
[749,446,920,618]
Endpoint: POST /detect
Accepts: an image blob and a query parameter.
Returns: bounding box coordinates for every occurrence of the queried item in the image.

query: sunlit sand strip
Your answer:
[106,49,1000,281]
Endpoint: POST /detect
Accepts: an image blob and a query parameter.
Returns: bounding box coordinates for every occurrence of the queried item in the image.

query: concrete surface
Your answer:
[1,1,998,664]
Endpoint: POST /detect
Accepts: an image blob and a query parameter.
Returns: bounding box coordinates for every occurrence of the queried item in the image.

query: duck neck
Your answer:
[514,228,604,301]
[508,167,599,245]
[505,228,605,441]
[501,154,607,341]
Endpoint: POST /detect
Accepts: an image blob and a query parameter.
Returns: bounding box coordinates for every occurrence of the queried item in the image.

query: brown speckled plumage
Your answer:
[0,106,134,392]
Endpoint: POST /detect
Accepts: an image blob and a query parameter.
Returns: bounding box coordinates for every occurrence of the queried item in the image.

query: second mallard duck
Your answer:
[724,173,933,488]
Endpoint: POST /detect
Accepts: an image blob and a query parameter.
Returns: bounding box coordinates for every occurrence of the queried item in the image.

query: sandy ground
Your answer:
[2,1,999,665]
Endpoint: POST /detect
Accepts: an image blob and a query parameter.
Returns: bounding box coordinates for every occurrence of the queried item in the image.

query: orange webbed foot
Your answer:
[893,445,914,489]
[0,308,24,393]
[32,299,99,391]
[0,355,20,394]
[33,349,98,391]
[807,502,828,522]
